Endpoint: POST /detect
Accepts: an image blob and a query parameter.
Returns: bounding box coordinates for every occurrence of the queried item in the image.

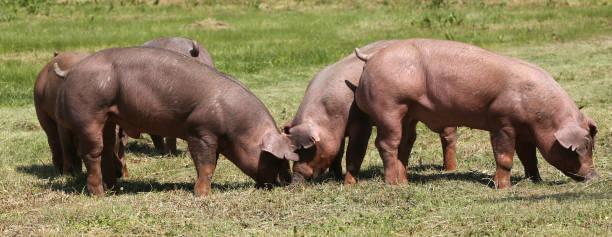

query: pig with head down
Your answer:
[54,47,297,196]
[38,37,216,186]
[285,40,459,185]
[354,38,598,188]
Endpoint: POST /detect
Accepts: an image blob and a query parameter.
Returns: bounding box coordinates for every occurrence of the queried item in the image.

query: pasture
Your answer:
[0,0,610,235]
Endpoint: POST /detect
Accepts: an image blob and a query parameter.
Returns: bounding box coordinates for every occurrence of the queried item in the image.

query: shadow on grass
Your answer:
[483,190,612,202]
[34,174,254,195]
[125,141,185,158]
[348,163,534,188]
[15,164,252,195]
[15,163,59,179]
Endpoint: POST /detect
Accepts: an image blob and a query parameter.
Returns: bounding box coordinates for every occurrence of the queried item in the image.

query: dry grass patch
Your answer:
[189,18,230,30]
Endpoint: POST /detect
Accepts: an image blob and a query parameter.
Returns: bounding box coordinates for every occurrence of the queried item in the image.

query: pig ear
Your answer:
[554,125,590,156]
[261,132,299,161]
[586,118,598,139]
[287,125,319,149]
[53,51,59,57]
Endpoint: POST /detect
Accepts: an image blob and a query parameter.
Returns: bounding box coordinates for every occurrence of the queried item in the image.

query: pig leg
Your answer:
[101,121,119,189]
[150,134,165,152]
[36,109,64,174]
[374,110,408,185]
[76,123,106,196]
[329,139,345,180]
[115,126,129,178]
[397,119,418,169]
[515,141,542,182]
[489,126,516,189]
[344,119,372,185]
[440,127,458,171]
[187,136,218,196]
[58,126,80,175]
[164,137,178,155]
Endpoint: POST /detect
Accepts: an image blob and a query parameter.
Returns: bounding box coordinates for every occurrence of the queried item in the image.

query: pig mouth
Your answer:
[563,170,599,182]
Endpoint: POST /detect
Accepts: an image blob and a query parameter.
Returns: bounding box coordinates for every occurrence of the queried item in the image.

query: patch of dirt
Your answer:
[189,18,230,30]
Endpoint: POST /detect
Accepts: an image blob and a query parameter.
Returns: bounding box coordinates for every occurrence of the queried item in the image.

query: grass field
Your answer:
[0,0,611,235]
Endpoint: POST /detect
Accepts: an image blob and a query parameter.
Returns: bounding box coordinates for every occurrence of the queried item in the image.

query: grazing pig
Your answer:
[354,39,598,188]
[141,37,216,155]
[285,40,459,185]
[54,47,297,196]
[34,51,128,182]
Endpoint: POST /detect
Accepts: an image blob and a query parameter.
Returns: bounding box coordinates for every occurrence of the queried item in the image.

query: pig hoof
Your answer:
[88,185,105,196]
[344,174,358,185]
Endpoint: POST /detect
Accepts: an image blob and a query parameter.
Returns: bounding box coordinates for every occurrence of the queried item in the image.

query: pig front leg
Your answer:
[344,119,372,185]
[515,141,542,182]
[187,136,218,196]
[440,127,458,171]
[489,126,516,189]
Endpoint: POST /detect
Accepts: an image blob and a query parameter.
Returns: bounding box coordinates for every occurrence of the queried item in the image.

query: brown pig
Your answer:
[285,40,460,185]
[34,51,128,185]
[141,37,216,155]
[54,47,297,196]
[354,39,598,188]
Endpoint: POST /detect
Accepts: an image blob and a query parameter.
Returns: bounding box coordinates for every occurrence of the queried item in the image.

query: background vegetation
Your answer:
[0,0,610,235]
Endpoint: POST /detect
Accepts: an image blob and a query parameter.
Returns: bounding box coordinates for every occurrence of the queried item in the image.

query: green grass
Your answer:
[0,0,611,235]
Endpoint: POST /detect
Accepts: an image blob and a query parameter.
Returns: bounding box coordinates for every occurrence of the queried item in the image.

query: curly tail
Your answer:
[189,40,199,57]
[354,48,370,62]
[53,62,68,79]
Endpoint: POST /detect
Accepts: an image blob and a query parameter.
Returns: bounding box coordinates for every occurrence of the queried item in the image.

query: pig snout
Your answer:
[291,162,314,184]
[585,170,599,181]
[564,167,598,182]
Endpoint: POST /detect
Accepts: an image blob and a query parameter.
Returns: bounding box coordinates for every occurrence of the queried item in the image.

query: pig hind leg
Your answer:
[75,121,106,196]
[164,137,178,155]
[36,109,64,174]
[101,121,120,190]
[344,115,372,185]
[373,108,408,185]
[58,125,81,175]
[329,139,345,180]
[398,119,418,169]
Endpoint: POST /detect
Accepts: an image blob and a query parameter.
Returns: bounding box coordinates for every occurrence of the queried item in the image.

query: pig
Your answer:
[54,47,297,196]
[141,37,216,155]
[34,51,128,184]
[285,40,459,185]
[354,38,598,189]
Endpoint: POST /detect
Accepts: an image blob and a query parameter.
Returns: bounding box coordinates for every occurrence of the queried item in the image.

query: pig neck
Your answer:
[532,102,583,157]
[225,118,280,180]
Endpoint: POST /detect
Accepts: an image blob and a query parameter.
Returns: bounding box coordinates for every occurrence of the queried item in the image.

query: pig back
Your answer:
[63,47,274,138]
